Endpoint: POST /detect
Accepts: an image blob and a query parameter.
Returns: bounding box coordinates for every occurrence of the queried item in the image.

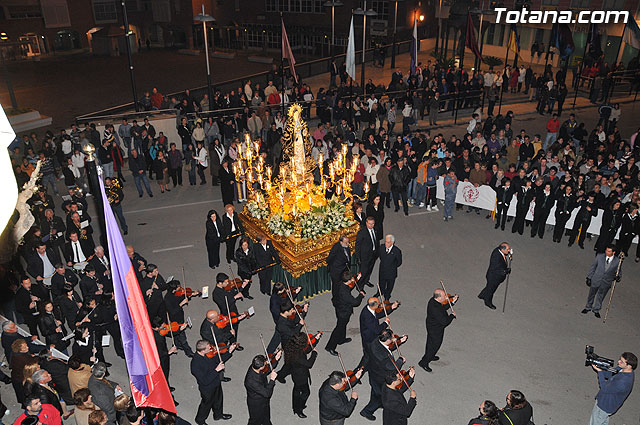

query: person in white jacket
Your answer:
[195,141,208,185]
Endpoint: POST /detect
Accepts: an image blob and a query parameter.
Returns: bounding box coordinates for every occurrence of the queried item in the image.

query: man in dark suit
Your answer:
[27,243,60,283]
[40,208,66,258]
[63,231,93,267]
[378,235,402,300]
[582,245,621,318]
[325,272,365,356]
[478,242,511,309]
[360,329,406,421]
[244,354,280,425]
[358,297,398,371]
[327,235,352,290]
[222,204,244,264]
[253,234,280,295]
[141,264,168,322]
[355,217,378,288]
[381,369,417,425]
[15,276,48,336]
[50,264,78,299]
[191,339,236,422]
[418,289,457,373]
[89,246,112,293]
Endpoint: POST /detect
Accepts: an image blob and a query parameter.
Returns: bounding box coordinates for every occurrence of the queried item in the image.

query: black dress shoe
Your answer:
[235,345,244,351]
[295,412,307,419]
[104,362,113,367]
[169,386,175,392]
[594,312,601,318]
[433,356,440,361]
[213,414,232,420]
[245,295,254,300]
[359,412,376,421]
[365,282,374,287]
[581,309,589,314]
[340,338,352,344]
[418,363,432,373]
[174,400,179,407]
[277,376,286,384]
[221,377,231,382]
[325,348,339,356]
[485,302,497,310]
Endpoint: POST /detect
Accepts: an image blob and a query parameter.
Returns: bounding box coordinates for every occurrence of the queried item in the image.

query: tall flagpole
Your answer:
[498,29,511,115]
[281,13,286,118]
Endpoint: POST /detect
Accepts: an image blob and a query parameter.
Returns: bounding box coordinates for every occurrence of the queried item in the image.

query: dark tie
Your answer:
[74,242,80,263]
[370,229,376,249]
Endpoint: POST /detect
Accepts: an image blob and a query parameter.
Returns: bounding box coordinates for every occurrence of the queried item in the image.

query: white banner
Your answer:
[435,179,637,243]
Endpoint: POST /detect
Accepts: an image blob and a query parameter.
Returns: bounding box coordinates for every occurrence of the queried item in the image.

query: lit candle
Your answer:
[255,142,260,153]
[318,153,324,166]
[365,182,370,193]
[267,166,272,179]
[342,144,347,155]
[237,143,242,157]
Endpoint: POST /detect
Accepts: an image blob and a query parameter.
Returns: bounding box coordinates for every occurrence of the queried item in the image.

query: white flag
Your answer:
[346,16,356,81]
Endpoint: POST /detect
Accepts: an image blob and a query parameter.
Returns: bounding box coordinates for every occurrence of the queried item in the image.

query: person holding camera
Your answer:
[582,245,621,318]
[588,352,636,425]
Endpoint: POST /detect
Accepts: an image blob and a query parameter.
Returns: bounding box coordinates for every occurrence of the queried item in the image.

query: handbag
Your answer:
[184,161,192,172]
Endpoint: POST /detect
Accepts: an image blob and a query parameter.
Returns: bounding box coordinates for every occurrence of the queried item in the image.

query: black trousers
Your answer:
[247,399,272,425]
[359,258,375,288]
[106,323,125,358]
[495,204,509,230]
[23,315,40,337]
[160,354,170,385]
[568,219,590,246]
[266,328,281,354]
[356,342,372,372]
[361,376,383,416]
[380,192,391,208]
[594,231,615,254]
[292,381,311,414]
[392,189,409,214]
[512,207,527,234]
[530,210,551,238]
[325,314,350,351]
[174,330,194,357]
[420,330,444,365]
[226,236,239,263]
[258,269,273,295]
[206,238,220,268]
[169,167,182,186]
[553,215,570,241]
[197,164,207,184]
[478,277,505,305]
[379,277,396,300]
[195,384,223,424]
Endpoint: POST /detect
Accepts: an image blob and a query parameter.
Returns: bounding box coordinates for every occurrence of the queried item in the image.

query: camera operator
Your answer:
[589,351,636,425]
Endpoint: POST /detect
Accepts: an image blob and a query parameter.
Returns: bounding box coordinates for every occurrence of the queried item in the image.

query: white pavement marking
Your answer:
[127,199,222,214]
[152,245,194,253]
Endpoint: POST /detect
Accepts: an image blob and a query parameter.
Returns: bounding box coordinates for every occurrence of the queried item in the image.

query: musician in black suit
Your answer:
[358,297,397,371]
[418,289,457,373]
[141,264,168,322]
[477,242,511,309]
[164,280,196,357]
[511,180,534,235]
[151,316,179,389]
[79,265,102,301]
[326,235,351,290]
[530,182,555,239]
[213,273,248,338]
[253,234,280,295]
[15,276,48,336]
[200,309,237,352]
[360,329,406,421]
[27,243,60,283]
[325,272,365,356]
[279,332,319,418]
[244,353,280,425]
[493,179,513,230]
[63,231,93,267]
[205,210,223,269]
[191,339,236,422]
[319,371,360,424]
[276,300,308,347]
[222,204,244,264]
[127,244,147,283]
[50,264,78,299]
[56,284,82,331]
[355,217,378,288]
[88,246,112,294]
[40,208,65,258]
[234,237,255,299]
[378,235,402,300]
[381,369,417,425]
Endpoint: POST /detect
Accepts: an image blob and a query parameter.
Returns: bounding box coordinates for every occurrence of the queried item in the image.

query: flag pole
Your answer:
[454,12,468,124]
[281,13,286,118]
[499,29,511,115]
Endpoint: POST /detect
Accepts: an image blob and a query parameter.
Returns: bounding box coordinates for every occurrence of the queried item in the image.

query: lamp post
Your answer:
[324,1,343,63]
[390,0,405,69]
[354,2,377,88]
[194,5,216,108]
[120,0,138,112]
[82,144,107,248]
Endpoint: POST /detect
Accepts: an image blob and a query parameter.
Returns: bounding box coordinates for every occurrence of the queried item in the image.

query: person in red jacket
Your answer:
[13,396,61,425]
[544,113,560,151]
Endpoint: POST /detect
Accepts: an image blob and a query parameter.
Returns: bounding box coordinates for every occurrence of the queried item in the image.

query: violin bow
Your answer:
[336,352,354,393]
[440,279,456,315]
[181,266,187,302]
[210,328,223,362]
[376,282,403,356]
[259,333,272,372]
[386,352,413,392]
[283,274,313,346]
[283,273,295,300]
[224,296,233,328]
[166,312,175,347]
[228,265,244,298]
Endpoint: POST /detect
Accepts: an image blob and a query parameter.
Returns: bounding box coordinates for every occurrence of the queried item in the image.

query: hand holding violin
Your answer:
[274,350,283,361]
[410,390,417,399]
[408,366,416,379]
[384,317,390,325]
[303,303,309,313]
[168,346,178,355]
[229,342,239,352]
[215,362,225,372]
[268,370,278,381]
[351,391,358,399]
[355,369,364,380]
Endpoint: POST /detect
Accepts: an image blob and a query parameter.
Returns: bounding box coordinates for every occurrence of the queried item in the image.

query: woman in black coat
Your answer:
[353,202,366,228]
[278,332,318,418]
[366,194,385,242]
[38,301,68,353]
[219,158,236,205]
[234,237,254,299]
[205,209,222,269]
[71,324,95,365]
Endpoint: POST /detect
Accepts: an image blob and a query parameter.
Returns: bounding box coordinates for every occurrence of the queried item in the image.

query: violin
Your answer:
[440,293,458,307]
[304,331,323,353]
[389,334,408,352]
[394,369,411,390]
[258,349,282,373]
[346,272,363,290]
[175,287,201,298]
[279,286,302,298]
[158,321,185,336]
[216,311,251,329]
[374,300,401,314]
[222,277,244,292]
[205,342,230,358]
[339,366,364,391]
[287,303,309,321]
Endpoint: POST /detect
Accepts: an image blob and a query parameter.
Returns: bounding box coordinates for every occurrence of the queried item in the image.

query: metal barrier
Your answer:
[76,40,413,123]
[572,70,640,107]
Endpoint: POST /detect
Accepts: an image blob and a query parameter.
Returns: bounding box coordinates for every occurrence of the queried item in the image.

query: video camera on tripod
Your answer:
[585,345,616,372]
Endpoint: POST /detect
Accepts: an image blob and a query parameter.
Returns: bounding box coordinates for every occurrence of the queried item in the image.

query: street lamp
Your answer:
[354,2,377,88]
[390,0,405,69]
[194,5,216,109]
[324,1,343,62]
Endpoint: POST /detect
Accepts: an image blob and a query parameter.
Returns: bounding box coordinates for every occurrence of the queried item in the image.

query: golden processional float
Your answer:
[235,104,369,298]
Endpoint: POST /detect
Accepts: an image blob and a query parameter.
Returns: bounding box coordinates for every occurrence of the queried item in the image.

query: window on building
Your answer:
[291,0,301,12]
[41,0,71,28]
[485,24,506,46]
[541,0,560,5]
[266,0,329,13]
[570,0,590,8]
[6,5,42,19]
[92,0,118,23]
[370,1,389,20]
[601,0,624,8]
[152,0,171,22]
